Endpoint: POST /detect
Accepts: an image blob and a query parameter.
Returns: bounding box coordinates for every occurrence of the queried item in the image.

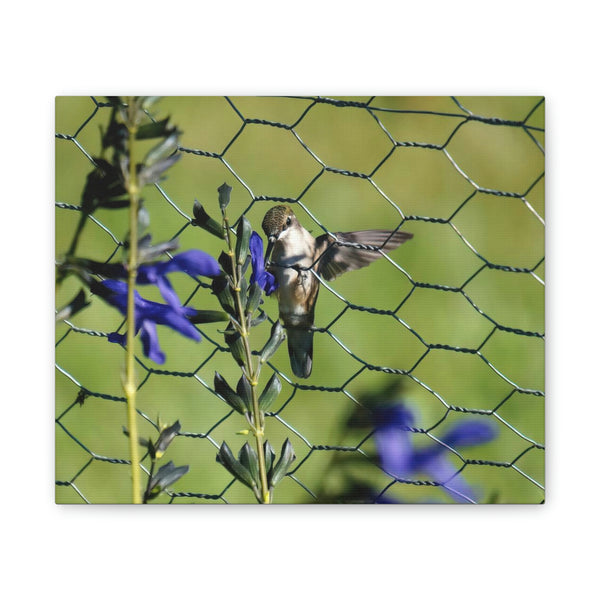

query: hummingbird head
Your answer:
[262,205,299,264]
[261,205,297,241]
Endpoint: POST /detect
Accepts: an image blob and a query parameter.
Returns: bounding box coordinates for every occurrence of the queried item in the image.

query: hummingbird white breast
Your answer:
[271,224,318,324]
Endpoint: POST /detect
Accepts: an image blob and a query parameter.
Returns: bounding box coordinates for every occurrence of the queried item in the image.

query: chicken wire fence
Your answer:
[55,96,545,504]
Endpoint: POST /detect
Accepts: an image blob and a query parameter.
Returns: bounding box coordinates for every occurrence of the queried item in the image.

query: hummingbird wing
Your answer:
[314,230,413,281]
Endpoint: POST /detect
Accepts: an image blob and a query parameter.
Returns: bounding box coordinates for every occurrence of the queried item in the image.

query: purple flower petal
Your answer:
[139,320,166,364]
[98,279,200,364]
[107,332,127,346]
[164,249,221,278]
[374,426,413,479]
[424,456,478,503]
[250,231,278,296]
[372,403,497,503]
[442,421,497,448]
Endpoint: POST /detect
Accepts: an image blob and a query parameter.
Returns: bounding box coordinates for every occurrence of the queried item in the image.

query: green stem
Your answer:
[124,99,142,504]
[224,216,271,504]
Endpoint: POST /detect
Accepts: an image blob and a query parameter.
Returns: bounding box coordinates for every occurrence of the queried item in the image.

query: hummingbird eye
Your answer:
[286,216,292,227]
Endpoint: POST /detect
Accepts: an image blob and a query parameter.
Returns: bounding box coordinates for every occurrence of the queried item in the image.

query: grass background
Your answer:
[55,96,544,504]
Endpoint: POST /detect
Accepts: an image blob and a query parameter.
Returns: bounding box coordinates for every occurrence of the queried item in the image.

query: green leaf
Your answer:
[269,439,296,488]
[81,159,127,215]
[260,321,286,364]
[135,117,172,140]
[258,373,281,412]
[238,443,259,489]
[245,282,263,315]
[214,372,247,414]
[154,420,182,459]
[147,438,157,460]
[218,251,234,277]
[236,374,253,413]
[237,273,248,308]
[211,275,236,316]
[137,153,180,187]
[145,461,189,500]
[224,324,246,367]
[143,131,179,167]
[136,237,180,263]
[192,200,225,239]
[263,440,275,476]
[218,182,232,213]
[235,216,252,266]
[188,310,230,324]
[250,311,268,328]
[240,252,252,278]
[216,442,256,490]
[97,198,130,209]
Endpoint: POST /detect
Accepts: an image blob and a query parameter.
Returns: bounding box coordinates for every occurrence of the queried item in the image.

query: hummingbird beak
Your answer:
[264,235,276,265]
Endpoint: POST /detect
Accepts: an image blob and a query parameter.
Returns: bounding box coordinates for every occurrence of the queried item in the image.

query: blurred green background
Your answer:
[55,96,544,504]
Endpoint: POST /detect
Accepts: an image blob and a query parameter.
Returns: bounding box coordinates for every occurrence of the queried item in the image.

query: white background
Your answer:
[3,1,598,598]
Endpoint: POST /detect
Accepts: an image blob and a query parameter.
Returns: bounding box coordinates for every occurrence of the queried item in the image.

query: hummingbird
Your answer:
[261,205,413,378]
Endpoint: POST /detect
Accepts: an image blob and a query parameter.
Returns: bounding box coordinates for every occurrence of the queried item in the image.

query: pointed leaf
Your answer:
[237,273,248,309]
[260,321,286,364]
[238,442,260,488]
[235,216,252,266]
[218,182,232,213]
[269,439,296,488]
[218,250,234,277]
[143,131,179,167]
[188,310,230,324]
[211,275,236,316]
[137,238,180,263]
[137,153,180,187]
[154,420,181,458]
[258,373,281,412]
[135,117,172,140]
[146,461,189,499]
[192,200,225,239]
[224,324,246,367]
[250,310,268,328]
[97,198,130,209]
[216,442,256,490]
[236,374,253,413]
[263,440,275,476]
[245,281,263,315]
[214,372,247,414]
[81,159,127,214]
[240,252,252,277]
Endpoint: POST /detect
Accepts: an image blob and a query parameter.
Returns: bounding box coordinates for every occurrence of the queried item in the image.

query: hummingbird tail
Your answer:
[287,327,313,378]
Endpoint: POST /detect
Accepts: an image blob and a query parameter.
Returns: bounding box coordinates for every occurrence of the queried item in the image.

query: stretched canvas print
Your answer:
[55,96,545,504]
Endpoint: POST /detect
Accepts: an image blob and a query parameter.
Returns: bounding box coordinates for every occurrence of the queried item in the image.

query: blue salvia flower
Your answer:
[136,249,221,307]
[373,404,497,503]
[94,279,200,364]
[249,232,278,295]
[91,249,221,364]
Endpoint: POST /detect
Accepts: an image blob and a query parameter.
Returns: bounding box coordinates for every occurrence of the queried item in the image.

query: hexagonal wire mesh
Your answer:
[55,96,544,504]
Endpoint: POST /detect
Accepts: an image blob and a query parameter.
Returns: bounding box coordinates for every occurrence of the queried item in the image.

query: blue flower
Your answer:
[88,248,221,364]
[249,232,278,296]
[136,249,221,307]
[94,279,201,364]
[373,404,497,503]
[80,249,221,308]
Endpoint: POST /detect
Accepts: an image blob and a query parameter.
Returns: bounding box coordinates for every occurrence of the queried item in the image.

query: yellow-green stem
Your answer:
[125,101,142,504]
[225,217,270,504]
